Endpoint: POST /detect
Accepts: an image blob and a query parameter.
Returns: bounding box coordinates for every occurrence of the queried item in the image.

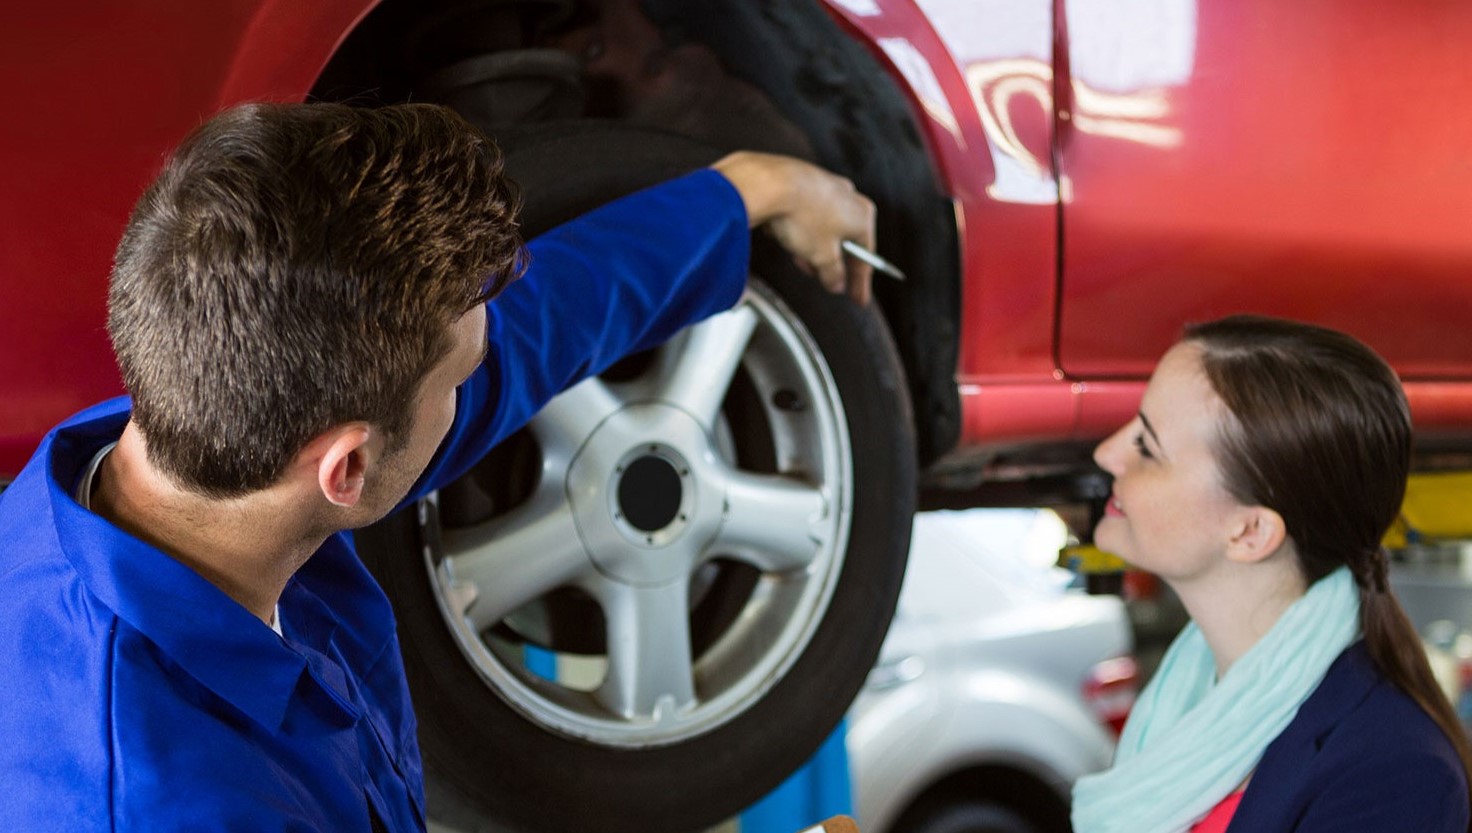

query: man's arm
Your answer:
[407,155,877,501]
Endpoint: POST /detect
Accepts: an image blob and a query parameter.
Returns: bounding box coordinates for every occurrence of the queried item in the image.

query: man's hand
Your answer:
[712,151,877,305]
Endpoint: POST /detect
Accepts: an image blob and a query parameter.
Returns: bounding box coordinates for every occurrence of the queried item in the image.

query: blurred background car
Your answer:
[849,510,1136,833]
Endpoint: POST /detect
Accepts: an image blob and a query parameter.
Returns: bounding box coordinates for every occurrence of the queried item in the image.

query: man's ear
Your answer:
[301,423,374,508]
[1225,505,1288,565]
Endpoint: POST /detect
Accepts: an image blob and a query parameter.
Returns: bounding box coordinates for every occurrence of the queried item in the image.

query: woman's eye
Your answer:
[1132,433,1154,460]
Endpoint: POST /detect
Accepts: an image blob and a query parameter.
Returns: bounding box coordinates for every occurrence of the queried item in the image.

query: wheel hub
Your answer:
[617,455,683,532]
[567,402,723,585]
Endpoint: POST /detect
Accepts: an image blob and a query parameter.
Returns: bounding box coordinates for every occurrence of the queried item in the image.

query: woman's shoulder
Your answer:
[1310,642,1459,761]
[1235,641,1469,832]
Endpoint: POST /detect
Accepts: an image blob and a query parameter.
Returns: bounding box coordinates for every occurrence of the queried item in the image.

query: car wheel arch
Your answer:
[852,674,1113,833]
[879,763,1074,833]
[312,0,964,467]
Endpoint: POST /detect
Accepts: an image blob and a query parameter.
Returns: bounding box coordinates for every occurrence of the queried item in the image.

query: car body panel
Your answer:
[0,0,374,476]
[828,0,1073,459]
[1056,0,1472,385]
[836,0,1472,450]
[5,0,1472,477]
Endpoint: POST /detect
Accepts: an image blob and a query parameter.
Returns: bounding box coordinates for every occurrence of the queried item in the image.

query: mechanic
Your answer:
[0,102,874,831]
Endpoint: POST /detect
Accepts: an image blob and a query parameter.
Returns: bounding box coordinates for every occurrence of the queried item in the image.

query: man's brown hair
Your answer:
[108,102,523,497]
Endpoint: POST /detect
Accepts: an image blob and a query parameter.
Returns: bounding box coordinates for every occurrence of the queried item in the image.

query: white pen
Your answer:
[841,239,906,281]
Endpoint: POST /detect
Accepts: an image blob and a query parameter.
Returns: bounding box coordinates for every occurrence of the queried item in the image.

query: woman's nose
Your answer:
[1093,427,1128,475]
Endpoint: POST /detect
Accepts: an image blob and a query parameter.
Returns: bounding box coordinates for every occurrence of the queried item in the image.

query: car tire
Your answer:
[894,799,1046,833]
[357,123,917,833]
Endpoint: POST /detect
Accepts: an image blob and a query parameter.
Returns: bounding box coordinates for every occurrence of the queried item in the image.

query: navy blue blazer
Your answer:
[1228,641,1469,832]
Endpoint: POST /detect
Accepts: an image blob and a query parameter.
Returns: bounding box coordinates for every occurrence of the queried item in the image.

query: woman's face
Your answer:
[1092,342,1248,582]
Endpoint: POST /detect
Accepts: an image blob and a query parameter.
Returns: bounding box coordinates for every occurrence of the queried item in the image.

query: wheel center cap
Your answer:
[565,402,727,586]
[617,455,683,532]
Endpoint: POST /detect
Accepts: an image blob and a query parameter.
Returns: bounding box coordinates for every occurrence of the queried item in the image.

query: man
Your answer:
[0,102,874,831]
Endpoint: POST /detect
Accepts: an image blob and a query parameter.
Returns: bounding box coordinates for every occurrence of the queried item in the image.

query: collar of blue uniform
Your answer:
[41,399,376,730]
[1072,566,1361,833]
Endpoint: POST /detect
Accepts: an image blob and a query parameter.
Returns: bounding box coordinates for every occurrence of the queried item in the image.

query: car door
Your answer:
[1055,0,1472,382]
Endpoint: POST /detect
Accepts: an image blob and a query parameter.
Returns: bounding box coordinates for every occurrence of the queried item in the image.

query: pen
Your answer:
[841,240,906,282]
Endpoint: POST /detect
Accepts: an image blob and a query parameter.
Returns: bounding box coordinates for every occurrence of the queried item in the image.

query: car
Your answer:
[5,2,1472,831]
[850,509,1134,833]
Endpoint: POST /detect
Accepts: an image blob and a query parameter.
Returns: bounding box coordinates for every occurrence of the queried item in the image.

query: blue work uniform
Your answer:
[0,170,748,832]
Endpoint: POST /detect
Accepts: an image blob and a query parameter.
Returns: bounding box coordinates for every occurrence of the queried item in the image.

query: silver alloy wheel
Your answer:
[421,279,852,747]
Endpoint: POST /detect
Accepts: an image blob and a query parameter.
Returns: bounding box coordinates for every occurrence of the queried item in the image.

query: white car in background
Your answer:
[849,510,1136,833]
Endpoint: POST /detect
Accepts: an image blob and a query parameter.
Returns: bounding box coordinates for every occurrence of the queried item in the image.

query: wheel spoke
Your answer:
[646,305,758,428]
[593,578,697,721]
[439,488,590,630]
[530,376,623,460]
[716,470,830,573]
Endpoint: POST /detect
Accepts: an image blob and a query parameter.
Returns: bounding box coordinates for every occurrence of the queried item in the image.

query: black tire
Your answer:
[894,799,1044,833]
[357,123,916,833]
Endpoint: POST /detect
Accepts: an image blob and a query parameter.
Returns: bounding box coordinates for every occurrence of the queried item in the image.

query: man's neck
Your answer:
[90,422,327,625]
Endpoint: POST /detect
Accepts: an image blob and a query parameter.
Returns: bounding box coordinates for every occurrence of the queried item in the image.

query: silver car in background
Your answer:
[849,510,1136,833]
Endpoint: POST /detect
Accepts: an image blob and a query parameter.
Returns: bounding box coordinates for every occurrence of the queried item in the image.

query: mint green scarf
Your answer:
[1072,567,1360,833]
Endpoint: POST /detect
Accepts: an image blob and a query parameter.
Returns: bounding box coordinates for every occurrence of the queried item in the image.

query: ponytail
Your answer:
[1357,550,1472,810]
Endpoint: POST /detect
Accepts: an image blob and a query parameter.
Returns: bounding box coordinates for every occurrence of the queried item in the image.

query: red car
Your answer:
[5,1,1472,831]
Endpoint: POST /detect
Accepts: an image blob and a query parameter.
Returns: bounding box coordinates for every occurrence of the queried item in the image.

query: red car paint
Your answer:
[3,0,1471,478]
[0,0,373,474]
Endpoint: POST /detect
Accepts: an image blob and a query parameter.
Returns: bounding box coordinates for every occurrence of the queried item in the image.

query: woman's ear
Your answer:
[1225,505,1288,564]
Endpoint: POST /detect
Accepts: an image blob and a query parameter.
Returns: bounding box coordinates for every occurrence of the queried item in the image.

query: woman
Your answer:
[1071,315,1472,833]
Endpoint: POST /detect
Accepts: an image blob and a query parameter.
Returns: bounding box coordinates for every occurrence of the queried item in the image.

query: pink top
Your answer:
[1190,790,1245,833]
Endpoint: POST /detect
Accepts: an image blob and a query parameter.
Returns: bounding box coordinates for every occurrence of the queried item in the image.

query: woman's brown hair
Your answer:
[1185,314,1472,799]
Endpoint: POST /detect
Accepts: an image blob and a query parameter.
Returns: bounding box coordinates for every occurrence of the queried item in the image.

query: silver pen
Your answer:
[841,240,906,282]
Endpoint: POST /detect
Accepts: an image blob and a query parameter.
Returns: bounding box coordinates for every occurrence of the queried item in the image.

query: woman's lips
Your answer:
[1103,496,1125,518]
